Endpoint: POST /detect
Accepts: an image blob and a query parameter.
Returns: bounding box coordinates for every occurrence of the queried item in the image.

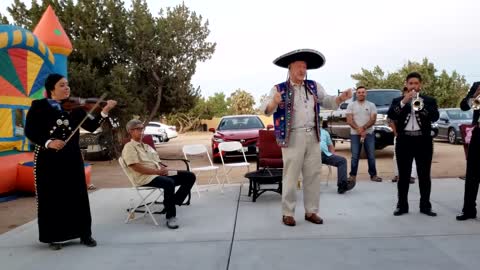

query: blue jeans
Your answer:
[349,133,377,177]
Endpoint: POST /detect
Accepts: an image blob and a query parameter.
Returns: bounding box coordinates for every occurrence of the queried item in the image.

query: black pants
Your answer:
[144,171,196,219]
[396,134,433,210]
[462,126,480,215]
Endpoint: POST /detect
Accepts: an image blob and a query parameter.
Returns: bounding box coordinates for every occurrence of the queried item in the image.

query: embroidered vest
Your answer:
[272,80,322,147]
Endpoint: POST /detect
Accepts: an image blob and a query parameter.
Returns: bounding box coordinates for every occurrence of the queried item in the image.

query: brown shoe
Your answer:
[305,213,324,224]
[282,215,296,226]
[370,175,382,182]
[348,175,356,182]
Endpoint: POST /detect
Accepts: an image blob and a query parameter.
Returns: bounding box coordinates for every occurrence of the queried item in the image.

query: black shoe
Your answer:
[393,207,409,216]
[337,186,347,194]
[346,180,356,191]
[456,213,477,221]
[420,209,437,217]
[49,243,63,250]
[80,236,97,247]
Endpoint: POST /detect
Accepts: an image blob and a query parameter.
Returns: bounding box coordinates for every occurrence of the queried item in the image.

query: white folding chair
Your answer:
[324,164,333,186]
[118,157,163,226]
[218,141,251,188]
[182,144,221,194]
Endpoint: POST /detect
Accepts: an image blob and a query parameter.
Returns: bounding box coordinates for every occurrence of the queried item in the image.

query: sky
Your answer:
[1,0,480,104]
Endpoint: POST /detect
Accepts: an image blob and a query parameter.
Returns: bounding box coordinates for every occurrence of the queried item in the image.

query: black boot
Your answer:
[49,243,62,250]
[456,212,477,221]
[80,236,97,247]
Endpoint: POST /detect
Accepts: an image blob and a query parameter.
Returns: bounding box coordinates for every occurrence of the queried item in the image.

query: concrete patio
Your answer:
[1,179,479,270]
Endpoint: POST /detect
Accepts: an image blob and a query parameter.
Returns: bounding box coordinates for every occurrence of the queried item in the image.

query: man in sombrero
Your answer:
[261,49,353,226]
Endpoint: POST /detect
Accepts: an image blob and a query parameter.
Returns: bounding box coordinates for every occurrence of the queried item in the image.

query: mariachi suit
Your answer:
[459,82,480,216]
[264,80,336,216]
[387,94,439,211]
[25,98,106,243]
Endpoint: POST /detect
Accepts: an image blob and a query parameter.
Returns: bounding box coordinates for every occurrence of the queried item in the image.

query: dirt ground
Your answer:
[0,132,468,234]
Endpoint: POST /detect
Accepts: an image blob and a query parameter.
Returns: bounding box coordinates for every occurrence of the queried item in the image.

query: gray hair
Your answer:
[126,119,143,131]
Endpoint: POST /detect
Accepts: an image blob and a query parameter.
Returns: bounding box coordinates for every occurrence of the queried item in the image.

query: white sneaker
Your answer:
[166,217,179,229]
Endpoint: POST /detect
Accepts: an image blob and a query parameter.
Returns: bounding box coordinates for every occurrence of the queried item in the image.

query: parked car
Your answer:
[436,108,473,144]
[144,122,177,142]
[209,115,268,162]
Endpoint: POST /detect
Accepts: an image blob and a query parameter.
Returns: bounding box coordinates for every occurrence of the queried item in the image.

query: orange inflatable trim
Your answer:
[16,162,92,194]
[0,153,33,195]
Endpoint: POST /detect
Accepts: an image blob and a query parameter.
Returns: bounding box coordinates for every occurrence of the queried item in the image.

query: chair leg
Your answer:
[248,179,253,196]
[193,183,201,198]
[252,181,258,202]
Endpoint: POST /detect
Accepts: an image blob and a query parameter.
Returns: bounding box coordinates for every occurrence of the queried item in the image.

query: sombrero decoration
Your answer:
[273,48,326,70]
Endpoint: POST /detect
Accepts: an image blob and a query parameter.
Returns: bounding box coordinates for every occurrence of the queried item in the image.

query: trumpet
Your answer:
[471,95,480,110]
[412,91,424,111]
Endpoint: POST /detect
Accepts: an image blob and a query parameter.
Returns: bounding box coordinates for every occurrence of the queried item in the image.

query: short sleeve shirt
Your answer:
[121,140,161,186]
[346,101,377,134]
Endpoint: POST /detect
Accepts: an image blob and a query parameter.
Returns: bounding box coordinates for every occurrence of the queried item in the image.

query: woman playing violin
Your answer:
[25,73,116,250]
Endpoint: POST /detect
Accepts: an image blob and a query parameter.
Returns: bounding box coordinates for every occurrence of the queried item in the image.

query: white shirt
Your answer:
[400,100,421,131]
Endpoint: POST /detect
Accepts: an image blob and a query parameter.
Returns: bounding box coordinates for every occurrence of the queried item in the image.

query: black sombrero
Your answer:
[273,48,326,70]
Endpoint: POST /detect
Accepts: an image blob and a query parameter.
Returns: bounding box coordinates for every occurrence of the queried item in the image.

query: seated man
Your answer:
[321,121,355,194]
[122,119,195,229]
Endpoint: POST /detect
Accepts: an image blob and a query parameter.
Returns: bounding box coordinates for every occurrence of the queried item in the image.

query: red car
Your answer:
[209,115,272,162]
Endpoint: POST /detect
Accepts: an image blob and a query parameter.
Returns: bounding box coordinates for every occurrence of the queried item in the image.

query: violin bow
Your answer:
[64,93,108,144]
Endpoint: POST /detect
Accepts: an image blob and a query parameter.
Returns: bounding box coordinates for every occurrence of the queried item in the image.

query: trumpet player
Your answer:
[387,72,439,217]
[456,82,480,221]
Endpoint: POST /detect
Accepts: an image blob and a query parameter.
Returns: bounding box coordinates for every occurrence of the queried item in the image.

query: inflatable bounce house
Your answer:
[0,6,90,197]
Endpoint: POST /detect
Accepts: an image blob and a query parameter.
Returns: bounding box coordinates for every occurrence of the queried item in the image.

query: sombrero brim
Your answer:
[273,49,326,69]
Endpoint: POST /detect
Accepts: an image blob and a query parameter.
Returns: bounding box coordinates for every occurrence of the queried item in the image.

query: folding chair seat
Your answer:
[182,144,221,194]
[218,141,251,187]
[118,157,163,226]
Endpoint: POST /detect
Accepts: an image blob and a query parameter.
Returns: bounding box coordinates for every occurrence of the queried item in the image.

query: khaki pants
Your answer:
[281,129,322,216]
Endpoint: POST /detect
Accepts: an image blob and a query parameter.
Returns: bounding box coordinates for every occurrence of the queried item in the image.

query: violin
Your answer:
[61,96,107,112]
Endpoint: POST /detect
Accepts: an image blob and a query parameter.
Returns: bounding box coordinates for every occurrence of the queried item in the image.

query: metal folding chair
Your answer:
[218,141,251,188]
[182,144,221,194]
[118,157,163,226]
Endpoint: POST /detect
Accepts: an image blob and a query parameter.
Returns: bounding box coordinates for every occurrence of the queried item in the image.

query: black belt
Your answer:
[402,130,423,136]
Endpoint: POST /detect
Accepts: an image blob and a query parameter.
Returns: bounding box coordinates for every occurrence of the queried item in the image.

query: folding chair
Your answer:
[218,141,251,188]
[323,164,333,186]
[118,157,163,226]
[182,144,221,194]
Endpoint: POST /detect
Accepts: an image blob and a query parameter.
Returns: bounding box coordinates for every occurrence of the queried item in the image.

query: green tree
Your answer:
[5,1,215,122]
[351,58,469,108]
[205,92,230,117]
[0,12,9,24]
[228,89,255,115]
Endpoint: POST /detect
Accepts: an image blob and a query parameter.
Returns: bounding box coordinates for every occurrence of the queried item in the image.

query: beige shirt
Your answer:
[121,139,161,186]
[261,81,337,129]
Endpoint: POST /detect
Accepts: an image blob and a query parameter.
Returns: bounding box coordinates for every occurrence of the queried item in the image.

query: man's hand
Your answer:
[102,100,117,114]
[156,167,168,176]
[47,139,65,150]
[273,91,283,105]
[340,88,353,102]
[402,90,416,104]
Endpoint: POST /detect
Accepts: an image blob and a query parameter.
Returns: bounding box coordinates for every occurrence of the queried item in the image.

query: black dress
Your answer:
[25,98,106,243]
